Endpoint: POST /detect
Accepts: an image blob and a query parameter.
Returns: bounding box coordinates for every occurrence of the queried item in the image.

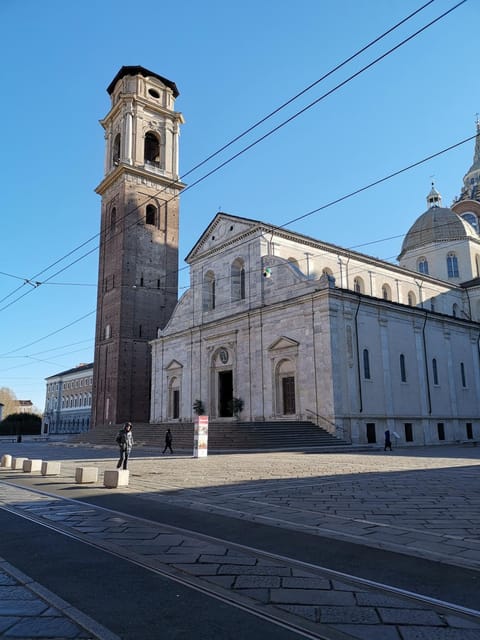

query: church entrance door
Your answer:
[218,370,233,417]
[282,376,296,414]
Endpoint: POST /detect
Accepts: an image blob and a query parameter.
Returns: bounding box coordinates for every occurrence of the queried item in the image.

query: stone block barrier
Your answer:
[75,467,98,484]
[41,461,61,476]
[0,454,12,468]
[104,469,129,488]
[23,459,42,472]
[11,457,27,470]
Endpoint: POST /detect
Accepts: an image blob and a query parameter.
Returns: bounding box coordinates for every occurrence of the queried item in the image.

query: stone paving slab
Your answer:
[1,483,480,640]
[0,557,120,639]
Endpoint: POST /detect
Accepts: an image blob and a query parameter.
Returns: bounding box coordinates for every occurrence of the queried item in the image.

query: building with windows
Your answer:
[42,363,94,435]
[91,66,480,447]
[15,400,35,414]
[149,125,480,447]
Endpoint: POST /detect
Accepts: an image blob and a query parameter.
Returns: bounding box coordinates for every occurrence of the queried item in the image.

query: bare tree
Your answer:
[0,387,18,420]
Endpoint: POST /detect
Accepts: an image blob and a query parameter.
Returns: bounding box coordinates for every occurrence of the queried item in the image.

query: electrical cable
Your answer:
[0,0,456,311]
[0,128,477,358]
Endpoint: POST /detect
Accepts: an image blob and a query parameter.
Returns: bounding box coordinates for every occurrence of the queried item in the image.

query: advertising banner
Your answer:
[193,415,208,457]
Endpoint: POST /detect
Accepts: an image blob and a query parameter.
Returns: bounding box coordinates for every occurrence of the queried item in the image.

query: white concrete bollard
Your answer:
[1,455,12,468]
[12,457,27,470]
[103,469,129,488]
[75,467,98,484]
[23,459,42,472]
[41,461,61,476]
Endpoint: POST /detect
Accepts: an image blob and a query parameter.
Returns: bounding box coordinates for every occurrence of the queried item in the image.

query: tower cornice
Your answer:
[95,163,186,196]
[99,96,184,130]
[107,65,179,97]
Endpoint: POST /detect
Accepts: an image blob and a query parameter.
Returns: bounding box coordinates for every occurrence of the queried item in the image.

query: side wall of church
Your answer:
[150,220,480,446]
[330,290,480,445]
[151,285,480,447]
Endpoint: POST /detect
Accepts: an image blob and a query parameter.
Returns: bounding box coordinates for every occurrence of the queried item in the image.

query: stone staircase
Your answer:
[68,420,350,452]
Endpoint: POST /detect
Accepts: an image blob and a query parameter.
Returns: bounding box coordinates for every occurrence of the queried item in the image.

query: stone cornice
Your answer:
[187,214,465,290]
[152,284,479,347]
[95,164,186,196]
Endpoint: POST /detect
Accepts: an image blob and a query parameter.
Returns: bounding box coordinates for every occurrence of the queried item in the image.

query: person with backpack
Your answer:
[116,422,134,469]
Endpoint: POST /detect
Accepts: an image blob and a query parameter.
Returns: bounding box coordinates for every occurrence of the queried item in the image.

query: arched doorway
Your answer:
[211,347,233,417]
[276,359,297,416]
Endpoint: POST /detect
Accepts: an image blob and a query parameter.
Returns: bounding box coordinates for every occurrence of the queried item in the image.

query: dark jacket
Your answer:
[117,429,134,451]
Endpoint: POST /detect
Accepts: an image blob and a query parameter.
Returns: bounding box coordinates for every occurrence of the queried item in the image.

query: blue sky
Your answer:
[0,0,478,412]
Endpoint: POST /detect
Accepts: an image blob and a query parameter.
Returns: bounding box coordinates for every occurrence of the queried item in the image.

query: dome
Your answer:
[398,206,478,259]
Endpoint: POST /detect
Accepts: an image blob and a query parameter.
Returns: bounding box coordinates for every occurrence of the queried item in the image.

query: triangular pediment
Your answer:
[165,359,183,371]
[268,336,300,351]
[185,212,263,262]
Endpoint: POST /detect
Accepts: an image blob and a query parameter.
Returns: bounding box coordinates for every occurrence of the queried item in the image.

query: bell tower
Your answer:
[92,66,185,427]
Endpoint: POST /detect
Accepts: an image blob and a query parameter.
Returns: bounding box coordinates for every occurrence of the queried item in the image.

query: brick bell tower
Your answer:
[92,66,185,427]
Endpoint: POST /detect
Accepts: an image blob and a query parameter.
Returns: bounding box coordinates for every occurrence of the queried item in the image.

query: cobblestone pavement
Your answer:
[0,556,119,639]
[1,443,480,638]
[1,481,480,639]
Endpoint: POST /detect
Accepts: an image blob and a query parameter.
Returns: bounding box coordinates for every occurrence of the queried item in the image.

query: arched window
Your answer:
[382,283,392,300]
[418,257,429,274]
[432,358,439,385]
[146,204,156,226]
[353,277,364,293]
[231,258,246,301]
[447,253,459,278]
[112,133,121,165]
[144,132,160,164]
[430,298,436,312]
[104,324,111,340]
[407,290,416,306]
[462,212,479,232]
[363,348,371,379]
[452,303,459,317]
[287,257,301,273]
[400,354,407,382]
[461,362,467,388]
[203,271,216,311]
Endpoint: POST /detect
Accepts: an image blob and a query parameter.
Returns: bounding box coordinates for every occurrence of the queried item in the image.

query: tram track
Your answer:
[1,479,480,639]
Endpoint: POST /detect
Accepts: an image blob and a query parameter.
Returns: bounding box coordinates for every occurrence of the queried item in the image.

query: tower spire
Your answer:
[426,181,442,208]
[455,118,480,204]
[469,116,480,176]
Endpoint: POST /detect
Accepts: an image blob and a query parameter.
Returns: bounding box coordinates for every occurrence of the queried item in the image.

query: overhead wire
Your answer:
[1,129,477,360]
[0,0,455,313]
[0,1,470,360]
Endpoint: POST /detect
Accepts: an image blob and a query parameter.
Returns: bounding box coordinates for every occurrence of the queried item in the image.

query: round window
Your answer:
[148,88,160,99]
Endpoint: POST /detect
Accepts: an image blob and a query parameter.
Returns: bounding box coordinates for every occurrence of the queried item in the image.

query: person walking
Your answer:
[163,428,173,455]
[116,422,134,469]
[384,429,392,452]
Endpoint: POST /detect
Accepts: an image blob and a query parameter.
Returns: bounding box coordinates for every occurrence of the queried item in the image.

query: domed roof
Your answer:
[399,206,478,258]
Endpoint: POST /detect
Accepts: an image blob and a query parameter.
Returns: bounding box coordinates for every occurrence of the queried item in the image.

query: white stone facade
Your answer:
[150,213,480,447]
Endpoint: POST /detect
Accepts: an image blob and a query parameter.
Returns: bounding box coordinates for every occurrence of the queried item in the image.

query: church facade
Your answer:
[150,127,480,447]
